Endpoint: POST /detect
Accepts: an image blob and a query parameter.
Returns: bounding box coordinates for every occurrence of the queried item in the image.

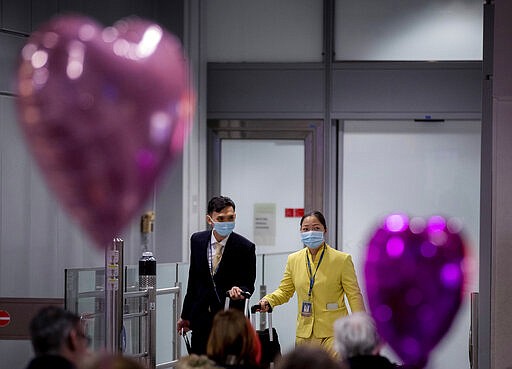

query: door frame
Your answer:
[207,119,324,215]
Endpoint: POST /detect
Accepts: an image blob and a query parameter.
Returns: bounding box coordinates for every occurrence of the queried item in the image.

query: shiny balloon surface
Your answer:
[364,214,467,368]
[17,15,193,248]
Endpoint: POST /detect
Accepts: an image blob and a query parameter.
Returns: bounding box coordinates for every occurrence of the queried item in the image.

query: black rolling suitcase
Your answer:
[251,304,281,369]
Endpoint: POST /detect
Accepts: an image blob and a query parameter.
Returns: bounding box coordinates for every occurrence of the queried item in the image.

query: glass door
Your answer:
[207,120,325,352]
[339,119,481,368]
[207,120,324,255]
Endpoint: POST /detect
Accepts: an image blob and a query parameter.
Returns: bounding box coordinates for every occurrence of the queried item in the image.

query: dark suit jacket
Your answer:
[342,355,400,369]
[25,355,75,369]
[181,230,256,330]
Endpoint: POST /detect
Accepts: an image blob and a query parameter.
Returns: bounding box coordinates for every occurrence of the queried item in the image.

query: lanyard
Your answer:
[305,244,326,298]
[208,242,222,302]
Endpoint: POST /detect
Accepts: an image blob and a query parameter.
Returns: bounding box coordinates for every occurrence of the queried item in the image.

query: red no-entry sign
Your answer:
[0,310,11,327]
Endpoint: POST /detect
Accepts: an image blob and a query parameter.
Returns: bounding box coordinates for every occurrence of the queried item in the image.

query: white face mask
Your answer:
[301,231,324,249]
[209,216,236,236]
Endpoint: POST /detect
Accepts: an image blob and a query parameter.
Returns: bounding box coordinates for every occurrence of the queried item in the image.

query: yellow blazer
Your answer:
[264,244,365,338]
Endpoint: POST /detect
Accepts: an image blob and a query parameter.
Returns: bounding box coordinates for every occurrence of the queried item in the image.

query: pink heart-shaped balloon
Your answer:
[16,15,193,248]
[364,214,467,368]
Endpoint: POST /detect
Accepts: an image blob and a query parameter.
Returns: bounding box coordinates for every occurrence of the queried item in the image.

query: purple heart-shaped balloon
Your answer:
[364,214,467,368]
[16,15,193,248]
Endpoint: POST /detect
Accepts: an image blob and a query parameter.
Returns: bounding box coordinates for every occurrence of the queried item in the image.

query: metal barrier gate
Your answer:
[65,238,182,368]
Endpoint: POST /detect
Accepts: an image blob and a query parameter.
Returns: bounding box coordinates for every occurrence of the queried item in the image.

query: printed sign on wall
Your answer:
[253,203,276,246]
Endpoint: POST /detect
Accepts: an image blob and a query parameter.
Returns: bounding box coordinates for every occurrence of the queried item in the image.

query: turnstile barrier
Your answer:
[65,238,182,368]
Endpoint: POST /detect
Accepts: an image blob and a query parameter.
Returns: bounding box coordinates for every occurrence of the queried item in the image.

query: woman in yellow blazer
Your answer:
[258,211,365,354]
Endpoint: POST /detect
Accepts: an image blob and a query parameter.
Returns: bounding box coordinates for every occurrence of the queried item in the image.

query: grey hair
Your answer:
[29,306,81,356]
[333,312,381,359]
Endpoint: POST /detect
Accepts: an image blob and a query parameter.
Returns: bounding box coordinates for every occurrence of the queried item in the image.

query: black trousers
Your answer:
[190,310,215,355]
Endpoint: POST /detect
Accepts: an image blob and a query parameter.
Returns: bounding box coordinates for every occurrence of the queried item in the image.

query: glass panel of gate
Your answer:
[123,265,142,357]
[66,262,188,362]
[125,263,184,364]
[156,263,178,364]
[65,267,105,351]
[65,265,143,355]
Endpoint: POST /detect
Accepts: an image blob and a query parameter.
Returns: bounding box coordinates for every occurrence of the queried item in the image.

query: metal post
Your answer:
[105,238,124,353]
[260,254,267,331]
[174,264,180,360]
[173,280,182,359]
[147,288,157,369]
[470,292,479,369]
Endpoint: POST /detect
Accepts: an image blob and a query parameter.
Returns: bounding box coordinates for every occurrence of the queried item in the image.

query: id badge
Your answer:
[301,301,312,317]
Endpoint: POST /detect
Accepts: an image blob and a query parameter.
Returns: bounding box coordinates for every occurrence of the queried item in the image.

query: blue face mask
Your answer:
[301,231,324,249]
[212,221,235,237]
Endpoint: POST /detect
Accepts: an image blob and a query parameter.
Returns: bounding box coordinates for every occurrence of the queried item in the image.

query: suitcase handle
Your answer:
[225,290,252,299]
[224,291,251,317]
[251,303,273,314]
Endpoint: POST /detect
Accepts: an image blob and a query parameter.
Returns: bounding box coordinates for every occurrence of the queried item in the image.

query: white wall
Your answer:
[206,0,483,63]
[335,0,483,61]
[206,0,323,62]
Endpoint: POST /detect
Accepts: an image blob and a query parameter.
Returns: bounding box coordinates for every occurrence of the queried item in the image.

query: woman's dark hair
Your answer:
[207,196,236,215]
[300,211,327,230]
[275,344,342,369]
[207,309,261,366]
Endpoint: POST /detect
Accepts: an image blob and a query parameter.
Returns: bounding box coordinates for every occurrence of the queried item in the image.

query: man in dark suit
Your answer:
[177,196,256,354]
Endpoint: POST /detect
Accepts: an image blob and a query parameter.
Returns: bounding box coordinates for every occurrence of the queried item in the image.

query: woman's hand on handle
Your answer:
[258,298,270,312]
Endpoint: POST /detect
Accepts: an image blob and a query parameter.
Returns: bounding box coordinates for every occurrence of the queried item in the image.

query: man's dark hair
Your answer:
[29,306,81,355]
[207,196,236,215]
